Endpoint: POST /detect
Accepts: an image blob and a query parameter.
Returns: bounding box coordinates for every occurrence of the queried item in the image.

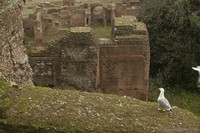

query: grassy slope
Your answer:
[0,78,199,133]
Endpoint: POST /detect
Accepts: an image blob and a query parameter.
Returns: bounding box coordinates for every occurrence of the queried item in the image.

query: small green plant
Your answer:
[22,7,36,18]
[43,34,58,42]
[92,24,112,39]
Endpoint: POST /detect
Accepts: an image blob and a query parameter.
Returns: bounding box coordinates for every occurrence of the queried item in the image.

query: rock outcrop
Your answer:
[0,0,33,87]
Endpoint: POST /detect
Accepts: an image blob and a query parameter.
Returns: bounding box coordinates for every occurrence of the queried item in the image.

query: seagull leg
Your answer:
[157,108,165,112]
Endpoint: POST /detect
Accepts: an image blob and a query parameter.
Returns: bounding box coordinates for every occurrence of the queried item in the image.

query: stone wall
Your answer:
[97,16,150,101]
[29,27,98,91]
[0,0,33,87]
[115,3,127,17]
[28,38,61,87]
[90,4,109,25]
[59,27,97,91]
[23,14,35,37]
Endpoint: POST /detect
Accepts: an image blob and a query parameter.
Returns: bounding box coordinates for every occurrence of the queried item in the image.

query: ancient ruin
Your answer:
[22,0,149,100]
[0,0,33,87]
[0,1,200,133]
[23,0,141,42]
[29,27,98,92]
[97,16,149,100]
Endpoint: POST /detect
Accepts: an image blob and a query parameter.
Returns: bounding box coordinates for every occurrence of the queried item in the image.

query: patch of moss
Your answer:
[0,77,11,89]
[43,34,58,42]
[114,16,137,26]
[0,77,13,119]
[0,121,68,133]
[92,24,112,38]
[24,36,35,44]
[61,23,70,28]
[43,14,53,19]
[70,27,91,33]
[22,7,36,18]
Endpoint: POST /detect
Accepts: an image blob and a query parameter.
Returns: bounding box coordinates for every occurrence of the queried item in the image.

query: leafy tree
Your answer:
[137,0,200,91]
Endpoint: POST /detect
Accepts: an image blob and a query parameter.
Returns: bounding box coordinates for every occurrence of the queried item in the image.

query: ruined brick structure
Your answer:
[97,16,149,100]
[0,0,33,87]
[0,0,148,100]
[23,0,140,42]
[21,0,149,100]
[29,27,97,91]
[29,15,149,101]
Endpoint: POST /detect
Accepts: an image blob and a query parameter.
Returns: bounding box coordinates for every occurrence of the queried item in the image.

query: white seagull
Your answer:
[192,66,200,87]
[157,88,172,111]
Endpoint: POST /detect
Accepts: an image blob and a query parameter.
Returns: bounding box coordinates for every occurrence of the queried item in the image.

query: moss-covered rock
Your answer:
[0,77,199,133]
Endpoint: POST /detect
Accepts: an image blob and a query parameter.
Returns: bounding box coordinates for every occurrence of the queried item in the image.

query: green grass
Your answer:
[22,7,36,18]
[43,34,58,42]
[24,36,35,43]
[51,1,63,6]
[149,80,200,117]
[170,90,200,117]
[28,46,46,53]
[43,14,53,19]
[61,23,70,28]
[92,24,112,39]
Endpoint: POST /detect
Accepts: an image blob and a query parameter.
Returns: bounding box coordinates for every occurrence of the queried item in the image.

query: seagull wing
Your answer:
[158,97,172,111]
[192,67,200,72]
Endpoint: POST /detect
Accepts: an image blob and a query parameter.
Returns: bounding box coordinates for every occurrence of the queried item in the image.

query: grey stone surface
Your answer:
[0,0,33,87]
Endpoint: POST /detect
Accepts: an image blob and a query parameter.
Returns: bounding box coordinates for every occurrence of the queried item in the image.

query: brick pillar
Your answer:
[34,11,43,43]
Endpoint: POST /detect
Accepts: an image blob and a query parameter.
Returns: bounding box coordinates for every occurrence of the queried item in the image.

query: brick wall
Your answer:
[29,27,98,91]
[97,16,150,101]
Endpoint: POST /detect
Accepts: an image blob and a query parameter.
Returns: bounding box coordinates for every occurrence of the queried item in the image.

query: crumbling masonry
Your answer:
[29,15,150,101]
[19,0,150,100]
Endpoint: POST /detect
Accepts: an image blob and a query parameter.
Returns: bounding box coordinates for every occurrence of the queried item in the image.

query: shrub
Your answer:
[137,0,200,91]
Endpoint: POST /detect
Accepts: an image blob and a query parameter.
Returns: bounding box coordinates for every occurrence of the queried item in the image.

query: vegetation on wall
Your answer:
[137,0,200,91]
[22,7,36,18]
[92,24,112,39]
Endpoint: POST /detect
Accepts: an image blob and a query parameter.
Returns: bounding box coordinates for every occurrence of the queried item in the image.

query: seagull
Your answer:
[192,66,200,87]
[157,88,172,112]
